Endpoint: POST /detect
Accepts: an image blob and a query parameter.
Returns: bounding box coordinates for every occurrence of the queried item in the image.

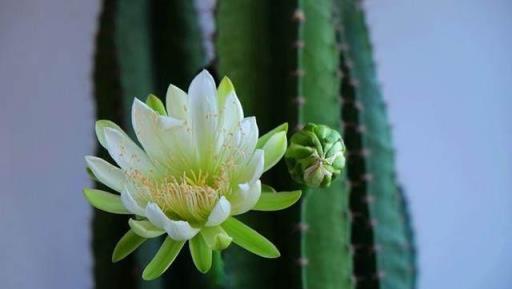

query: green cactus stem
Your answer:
[92,0,212,288]
[297,1,353,288]
[216,0,302,288]
[335,0,417,288]
[92,0,139,288]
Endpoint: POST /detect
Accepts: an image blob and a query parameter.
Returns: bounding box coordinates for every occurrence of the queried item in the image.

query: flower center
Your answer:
[129,168,231,225]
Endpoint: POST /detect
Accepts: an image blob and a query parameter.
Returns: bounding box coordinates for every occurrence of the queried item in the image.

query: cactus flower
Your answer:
[84,70,301,280]
[285,123,346,188]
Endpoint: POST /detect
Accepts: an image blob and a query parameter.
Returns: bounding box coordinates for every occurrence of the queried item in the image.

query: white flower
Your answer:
[84,70,301,280]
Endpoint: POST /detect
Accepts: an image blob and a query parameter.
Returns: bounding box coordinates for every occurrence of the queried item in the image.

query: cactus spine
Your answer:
[91,0,416,288]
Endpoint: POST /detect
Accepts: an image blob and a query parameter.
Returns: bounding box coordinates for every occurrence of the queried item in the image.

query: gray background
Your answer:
[0,0,510,289]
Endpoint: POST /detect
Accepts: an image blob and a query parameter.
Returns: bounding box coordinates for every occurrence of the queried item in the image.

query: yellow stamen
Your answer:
[128,168,231,225]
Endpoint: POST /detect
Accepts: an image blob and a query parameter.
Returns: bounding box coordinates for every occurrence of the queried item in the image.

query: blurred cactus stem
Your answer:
[285,123,346,188]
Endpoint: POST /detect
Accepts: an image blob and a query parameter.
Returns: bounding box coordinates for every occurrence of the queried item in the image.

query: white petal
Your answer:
[188,70,218,162]
[121,186,145,216]
[230,180,262,215]
[237,149,264,184]
[85,156,125,192]
[215,92,244,154]
[95,120,124,149]
[104,127,155,174]
[132,99,182,165]
[237,117,258,159]
[220,92,243,133]
[166,84,188,120]
[205,196,231,227]
[133,97,194,173]
[158,115,182,129]
[145,203,199,241]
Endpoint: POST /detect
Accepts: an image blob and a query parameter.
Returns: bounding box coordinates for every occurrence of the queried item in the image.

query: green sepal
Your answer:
[142,237,185,280]
[128,219,165,238]
[145,94,167,116]
[83,188,129,214]
[217,76,235,106]
[221,217,280,258]
[256,122,288,149]
[112,230,146,262]
[201,226,233,251]
[189,234,213,273]
[261,183,276,192]
[253,190,302,211]
[261,131,287,172]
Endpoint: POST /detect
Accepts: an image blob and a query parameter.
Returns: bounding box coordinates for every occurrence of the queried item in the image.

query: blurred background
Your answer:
[0,0,511,289]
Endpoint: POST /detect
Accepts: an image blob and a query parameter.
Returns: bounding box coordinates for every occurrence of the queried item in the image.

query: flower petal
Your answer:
[129,219,165,238]
[166,84,188,120]
[215,91,244,154]
[205,196,231,227]
[187,70,218,163]
[95,120,124,149]
[132,98,182,164]
[256,122,288,149]
[145,203,200,241]
[237,117,258,159]
[104,127,155,174]
[143,237,185,280]
[261,131,287,172]
[230,180,261,215]
[236,149,264,185]
[220,92,243,133]
[120,186,145,216]
[85,156,125,192]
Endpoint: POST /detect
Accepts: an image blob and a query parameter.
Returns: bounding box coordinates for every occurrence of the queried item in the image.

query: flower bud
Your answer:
[285,123,346,188]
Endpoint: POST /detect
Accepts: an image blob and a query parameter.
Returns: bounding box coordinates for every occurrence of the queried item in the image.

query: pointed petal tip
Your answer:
[194,69,215,84]
[283,122,289,132]
[84,155,94,164]
[269,248,281,258]
[132,97,152,115]
[218,76,234,91]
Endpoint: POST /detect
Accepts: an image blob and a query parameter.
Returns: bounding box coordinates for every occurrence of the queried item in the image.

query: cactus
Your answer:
[92,0,212,288]
[90,0,416,288]
[335,1,417,288]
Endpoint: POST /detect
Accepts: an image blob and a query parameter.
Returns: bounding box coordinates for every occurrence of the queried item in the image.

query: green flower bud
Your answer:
[285,123,346,188]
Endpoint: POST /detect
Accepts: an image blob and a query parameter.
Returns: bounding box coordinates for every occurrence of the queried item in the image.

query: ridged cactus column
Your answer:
[92,1,138,288]
[216,1,302,288]
[216,0,353,288]
[335,0,417,288]
[216,0,416,289]
[91,0,207,288]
